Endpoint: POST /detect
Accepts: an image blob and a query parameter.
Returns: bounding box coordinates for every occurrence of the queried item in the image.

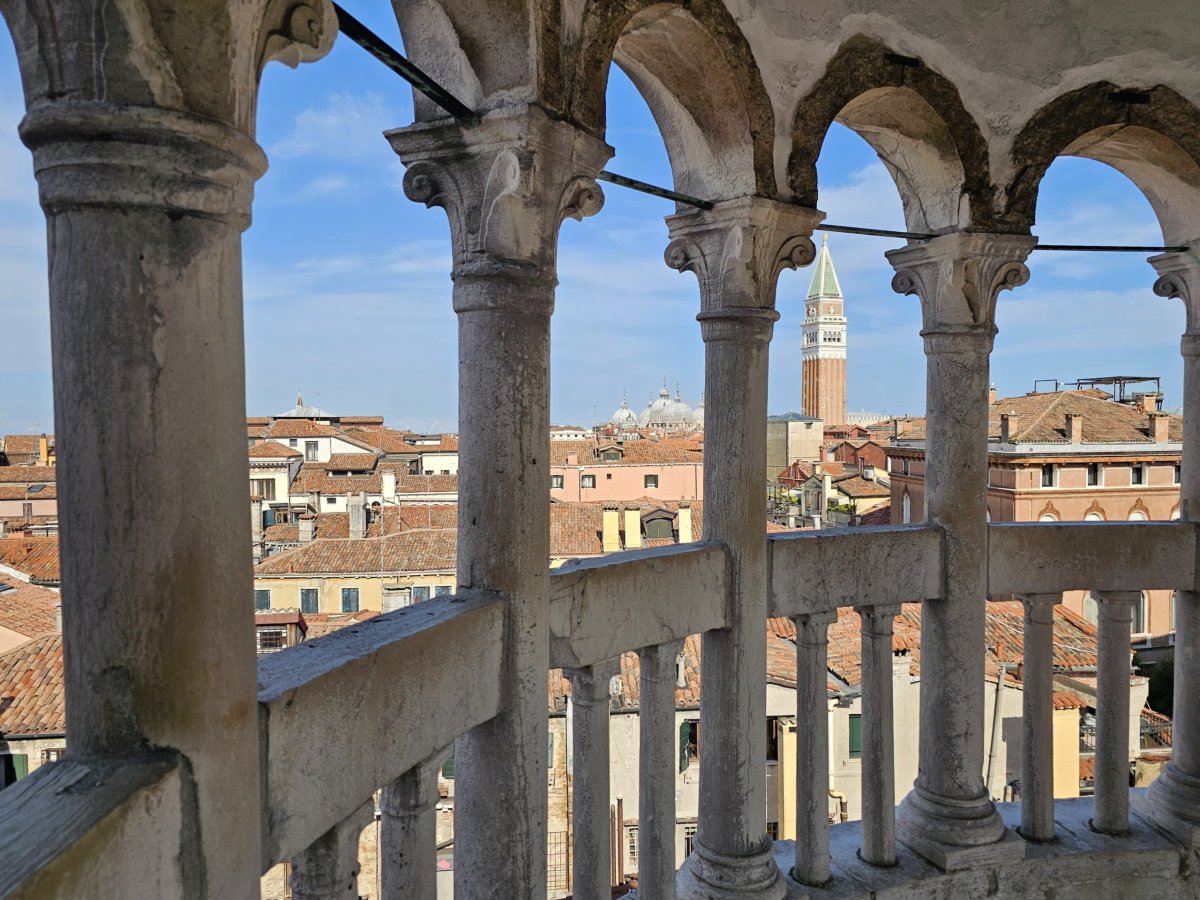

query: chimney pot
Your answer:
[349,492,367,540]
[988,385,998,405]
[624,506,642,550]
[602,504,621,554]
[298,516,315,543]
[1001,413,1018,444]
[1065,413,1083,444]
[1150,412,1170,443]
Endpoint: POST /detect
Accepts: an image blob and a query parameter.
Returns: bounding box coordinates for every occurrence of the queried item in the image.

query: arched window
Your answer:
[902,493,911,525]
[1039,513,1058,522]
[1171,507,1182,521]
[1128,510,1148,521]
[1084,511,1104,522]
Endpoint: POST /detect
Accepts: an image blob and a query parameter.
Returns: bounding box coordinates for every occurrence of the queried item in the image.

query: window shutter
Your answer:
[679,722,690,773]
[848,714,863,759]
[441,753,455,779]
[548,731,555,769]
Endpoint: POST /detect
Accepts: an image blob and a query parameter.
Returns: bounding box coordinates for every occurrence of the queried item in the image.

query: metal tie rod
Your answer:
[331,5,1187,254]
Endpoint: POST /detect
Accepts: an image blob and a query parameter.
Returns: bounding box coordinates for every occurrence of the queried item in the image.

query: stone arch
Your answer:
[787,35,993,233]
[1171,503,1181,520]
[1003,83,1200,243]
[566,0,776,198]
[1084,499,1107,521]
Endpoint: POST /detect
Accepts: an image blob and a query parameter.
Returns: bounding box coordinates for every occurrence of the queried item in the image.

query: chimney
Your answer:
[1150,412,1170,443]
[55,602,62,634]
[988,385,998,406]
[822,473,833,512]
[566,453,579,466]
[1000,413,1017,444]
[250,498,263,546]
[602,504,621,553]
[382,469,397,502]
[862,463,875,482]
[1137,393,1159,414]
[624,507,642,550]
[38,434,49,466]
[298,515,315,543]
[1065,413,1083,444]
[678,503,693,543]
[349,492,367,540]
[995,639,1007,663]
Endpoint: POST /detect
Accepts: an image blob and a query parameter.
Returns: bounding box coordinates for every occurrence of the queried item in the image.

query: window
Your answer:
[644,474,659,489]
[341,587,359,613]
[902,493,911,524]
[1175,464,1182,485]
[412,586,431,603]
[1087,463,1103,487]
[601,451,621,461]
[645,518,673,540]
[848,714,863,760]
[435,585,452,597]
[1133,592,1148,634]
[382,587,411,612]
[288,438,298,448]
[581,474,596,489]
[550,475,564,490]
[766,821,779,841]
[305,440,319,461]
[1041,464,1057,488]
[325,496,336,505]
[1,753,28,788]
[441,752,455,779]
[254,589,271,611]
[256,627,287,653]
[902,458,910,476]
[21,502,32,520]
[684,824,698,858]
[679,720,699,772]
[250,478,276,500]
[300,588,319,614]
[40,748,65,764]
[626,826,639,869]
[766,718,781,762]
[1131,463,1146,486]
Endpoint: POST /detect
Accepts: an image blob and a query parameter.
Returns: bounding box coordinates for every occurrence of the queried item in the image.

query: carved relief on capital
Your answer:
[887,234,1035,334]
[390,110,611,269]
[1151,250,1200,335]
[258,0,338,73]
[664,199,821,315]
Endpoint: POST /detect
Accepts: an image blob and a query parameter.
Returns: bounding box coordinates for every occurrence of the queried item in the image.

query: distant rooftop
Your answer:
[275,392,333,419]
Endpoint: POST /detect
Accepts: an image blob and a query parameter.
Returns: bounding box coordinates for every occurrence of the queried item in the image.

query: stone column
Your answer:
[1018,593,1060,842]
[666,198,821,899]
[1092,591,1138,835]
[858,603,901,867]
[1137,251,1200,847]
[888,233,1035,870]
[566,661,619,900]
[638,640,685,900]
[388,107,610,897]
[379,759,441,899]
[291,800,374,900]
[7,3,334,894]
[793,611,836,886]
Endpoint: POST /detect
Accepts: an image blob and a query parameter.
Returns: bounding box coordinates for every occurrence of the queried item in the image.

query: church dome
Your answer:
[610,399,639,428]
[663,389,694,426]
[693,396,704,429]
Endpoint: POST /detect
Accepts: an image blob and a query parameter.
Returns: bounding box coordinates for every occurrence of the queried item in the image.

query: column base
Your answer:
[1133,767,1200,848]
[896,786,1025,871]
[676,835,787,900]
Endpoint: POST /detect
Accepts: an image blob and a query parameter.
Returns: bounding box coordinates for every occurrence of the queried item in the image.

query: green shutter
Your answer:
[2,753,28,787]
[848,714,863,759]
[441,753,454,779]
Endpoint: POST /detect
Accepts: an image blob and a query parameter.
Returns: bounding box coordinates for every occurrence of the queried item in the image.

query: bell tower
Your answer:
[801,233,847,425]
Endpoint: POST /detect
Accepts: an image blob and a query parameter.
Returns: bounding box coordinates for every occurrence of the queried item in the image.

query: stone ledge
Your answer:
[774,795,1193,899]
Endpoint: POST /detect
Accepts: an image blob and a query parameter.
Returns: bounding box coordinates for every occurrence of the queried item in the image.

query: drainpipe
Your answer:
[828,788,849,823]
[985,663,1010,799]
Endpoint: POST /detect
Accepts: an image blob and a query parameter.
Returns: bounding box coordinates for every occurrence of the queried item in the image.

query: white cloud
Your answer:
[270,92,399,161]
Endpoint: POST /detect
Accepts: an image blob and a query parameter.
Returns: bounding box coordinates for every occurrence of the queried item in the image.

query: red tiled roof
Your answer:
[303,610,380,640]
[263,419,341,439]
[0,466,56,484]
[0,536,60,584]
[832,474,890,499]
[0,484,57,500]
[0,634,64,736]
[255,529,458,576]
[549,437,702,466]
[324,453,380,472]
[549,500,707,558]
[249,441,301,459]
[0,573,58,641]
[1053,691,1088,710]
[1080,757,1096,781]
[1,435,53,465]
[262,505,458,543]
[341,426,421,455]
[858,503,893,526]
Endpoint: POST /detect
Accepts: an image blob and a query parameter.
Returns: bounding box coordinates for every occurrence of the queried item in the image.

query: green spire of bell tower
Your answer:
[806,232,843,299]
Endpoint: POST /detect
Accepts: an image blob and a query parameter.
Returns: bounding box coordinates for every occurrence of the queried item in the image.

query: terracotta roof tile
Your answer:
[831,474,890,499]
[0,634,64,736]
[0,484,56,500]
[0,573,58,641]
[324,453,379,472]
[0,536,60,584]
[1,436,53,465]
[263,419,342,439]
[858,503,893,526]
[256,529,458,576]
[1053,691,1088,710]
[249,441,302,459]
[302,610,379,640]
[0,467,56,484]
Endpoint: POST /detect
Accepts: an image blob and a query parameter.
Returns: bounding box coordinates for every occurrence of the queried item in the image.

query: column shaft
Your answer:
[638,641,683,900]
[1093,592,1137,835]
[291,801,373,900]
[380,762,439,899]
[567,662,618,900]
[859,604,900,866]
[1019,594,1058,842]
[794,612,835,886]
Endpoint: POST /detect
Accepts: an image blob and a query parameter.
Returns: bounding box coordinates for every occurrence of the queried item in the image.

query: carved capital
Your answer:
[664,198,822,342]
[1151,251,1200,352]
[388,106,612,273]
[258,1,338,72]
[888,233,1036,337]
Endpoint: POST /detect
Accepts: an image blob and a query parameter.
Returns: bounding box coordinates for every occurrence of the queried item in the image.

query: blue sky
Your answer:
[0,9,1185,434]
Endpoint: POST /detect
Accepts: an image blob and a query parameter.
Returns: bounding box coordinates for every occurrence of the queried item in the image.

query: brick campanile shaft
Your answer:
[801,232,848,426]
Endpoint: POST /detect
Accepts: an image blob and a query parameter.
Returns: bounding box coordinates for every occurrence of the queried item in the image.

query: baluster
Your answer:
[379,756,442,899]
[794,611,837,885]
[567,660,620,900]
[638,640,685,900]
[1093,590,1138,834]
[291,799,374,900]
[1019,592,1060,841]
[857,603,901,866]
